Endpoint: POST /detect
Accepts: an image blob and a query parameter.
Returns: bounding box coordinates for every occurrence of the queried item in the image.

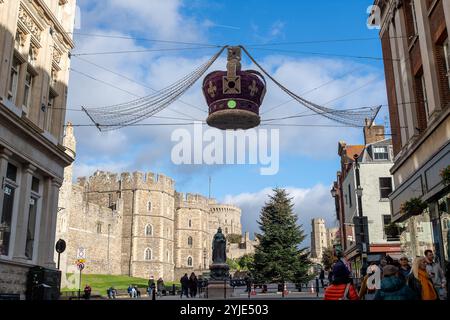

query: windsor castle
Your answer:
[55,125,256,282]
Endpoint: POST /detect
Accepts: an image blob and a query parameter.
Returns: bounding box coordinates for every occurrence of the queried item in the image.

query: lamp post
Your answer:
[353,154,368,278]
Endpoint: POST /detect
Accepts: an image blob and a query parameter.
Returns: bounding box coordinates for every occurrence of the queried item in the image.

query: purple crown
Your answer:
[202,47,266,130]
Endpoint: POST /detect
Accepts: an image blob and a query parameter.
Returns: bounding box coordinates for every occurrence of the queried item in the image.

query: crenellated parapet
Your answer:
[76,170,175,194]
[175,192,210,210]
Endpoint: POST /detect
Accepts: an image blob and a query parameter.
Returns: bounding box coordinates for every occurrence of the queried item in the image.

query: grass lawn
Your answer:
[62,274,179,295]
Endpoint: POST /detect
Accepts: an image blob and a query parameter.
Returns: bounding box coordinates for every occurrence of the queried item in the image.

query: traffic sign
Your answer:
[77,247,86,259]
[76,259,86,264]
[77,262,85,271]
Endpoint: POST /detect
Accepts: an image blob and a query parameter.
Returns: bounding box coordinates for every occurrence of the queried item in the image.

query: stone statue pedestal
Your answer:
[207,263,232,299]
[207,280,233,299]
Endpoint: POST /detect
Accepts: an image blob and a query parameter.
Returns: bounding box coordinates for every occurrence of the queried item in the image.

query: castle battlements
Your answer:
[76,170,175,193]
[175,192,210,209]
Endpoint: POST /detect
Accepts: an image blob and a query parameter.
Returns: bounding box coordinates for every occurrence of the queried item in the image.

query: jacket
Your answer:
[426,262,446,288]
[407,273,439,300]
[374,276,418,300]
[324,283,359,300]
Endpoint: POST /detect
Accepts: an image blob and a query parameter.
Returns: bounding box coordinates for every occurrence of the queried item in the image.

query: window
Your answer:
[188,220,192,228]
[382,215,396,240]
[96,222,102,234]
[187,256,193,267]
[1,163,18,256]
[225,227,228,234]
[373,146,389,160]
[145,248,152,261]
[188,236,193,246]
[344,194,348,205]
[148,201,152,212]
[7,58,20,102]
[348,184,352,208]
[45,91,55,132]
[145,224,153,236]
[379,178,393,199]
[25,184,39,260]
[28,46,36,66]
[420,75,430,118]
[444,39,450,89]
[23,71,33,109]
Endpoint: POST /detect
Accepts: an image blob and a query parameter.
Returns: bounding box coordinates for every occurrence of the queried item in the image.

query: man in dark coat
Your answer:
[180,273,189,298]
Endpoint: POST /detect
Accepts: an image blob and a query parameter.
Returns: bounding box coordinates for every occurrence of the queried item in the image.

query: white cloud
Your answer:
[223,185,338,247]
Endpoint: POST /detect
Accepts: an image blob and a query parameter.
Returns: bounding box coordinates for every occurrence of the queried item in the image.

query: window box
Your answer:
[401,198,428,216]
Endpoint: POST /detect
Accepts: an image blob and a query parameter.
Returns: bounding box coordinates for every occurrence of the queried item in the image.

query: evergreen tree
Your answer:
[251,188,312,285]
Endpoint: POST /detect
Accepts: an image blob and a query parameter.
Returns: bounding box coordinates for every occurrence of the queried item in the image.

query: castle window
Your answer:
[188,219,192,228]
[96,222,102,234]
[187,256,193,267]
[145,248,152,261]
[145,224,153,236]
[225,227,228,234]
[188,236,193,246]
[148,201,152,212]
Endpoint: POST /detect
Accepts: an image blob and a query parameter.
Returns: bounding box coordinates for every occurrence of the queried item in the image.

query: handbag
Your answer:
[339,284,351,300]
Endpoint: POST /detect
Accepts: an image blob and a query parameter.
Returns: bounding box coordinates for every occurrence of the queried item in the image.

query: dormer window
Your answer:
[373,146,389,160]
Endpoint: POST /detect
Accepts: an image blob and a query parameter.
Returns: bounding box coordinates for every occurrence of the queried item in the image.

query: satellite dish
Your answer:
[55,239,66,254]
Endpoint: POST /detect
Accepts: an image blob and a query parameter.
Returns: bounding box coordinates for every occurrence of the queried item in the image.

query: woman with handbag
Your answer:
[324,260,359,300]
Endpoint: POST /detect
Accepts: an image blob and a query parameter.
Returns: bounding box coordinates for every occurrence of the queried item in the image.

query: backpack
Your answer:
[339,284,351,300]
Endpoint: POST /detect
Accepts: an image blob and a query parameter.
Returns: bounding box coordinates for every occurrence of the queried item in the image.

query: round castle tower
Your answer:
[208,199,242,237]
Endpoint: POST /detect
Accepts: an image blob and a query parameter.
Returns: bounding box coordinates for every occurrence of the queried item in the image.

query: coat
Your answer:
[407,273,439,300]
[374,276,417,300]
[324,283,359,300]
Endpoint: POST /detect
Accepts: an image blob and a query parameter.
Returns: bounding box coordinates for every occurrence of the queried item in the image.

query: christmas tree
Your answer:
[251,188,312,286]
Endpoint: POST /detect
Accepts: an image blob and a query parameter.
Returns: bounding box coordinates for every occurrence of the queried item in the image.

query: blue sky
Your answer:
[67,1,387,243]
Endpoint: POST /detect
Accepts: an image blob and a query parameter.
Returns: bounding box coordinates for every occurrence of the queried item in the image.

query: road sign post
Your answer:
[76,260,85,300]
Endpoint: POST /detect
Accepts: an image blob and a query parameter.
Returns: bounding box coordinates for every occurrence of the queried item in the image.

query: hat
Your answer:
[332,261,350,279]
[383,265,399,277]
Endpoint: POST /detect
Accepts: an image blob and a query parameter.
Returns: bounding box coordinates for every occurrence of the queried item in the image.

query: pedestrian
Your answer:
[319,269,325,288]
[327,269,333,285]
[109,287,117,299]
[180,273,189,298]
[134,286,141,298]
[374,265,417,300]
[398,255,412,279]
[131,286,137,298]
[324,260,359,300]
[424,249,447,300]
[407,257,439,300]
[83,284,92,300]
[189,272,198,298]
[157,277,165,297]
[148,276,155,296]
[127,285,132,298]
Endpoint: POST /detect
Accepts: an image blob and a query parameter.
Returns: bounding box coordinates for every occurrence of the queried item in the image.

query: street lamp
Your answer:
[353,154,368,278]
[330,187,337,198]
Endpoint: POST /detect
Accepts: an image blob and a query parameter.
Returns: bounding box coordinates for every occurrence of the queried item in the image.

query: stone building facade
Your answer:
[0,0,76,298]
[55,126,255,282]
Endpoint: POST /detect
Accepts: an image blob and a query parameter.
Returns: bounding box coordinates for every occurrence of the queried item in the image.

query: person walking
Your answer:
[148,276,155,297]
[189,272,198,298]
[407,257,439,300]
[319,269,325,288]
[180,273,189,298]
[83,284,92,300]
[324,260,359,300]
[424,250,447,300]
[131,286,137,299]
[157,277,165,297]
[399,256,412,279]
[374,265,417,300]
[127,285,133,298]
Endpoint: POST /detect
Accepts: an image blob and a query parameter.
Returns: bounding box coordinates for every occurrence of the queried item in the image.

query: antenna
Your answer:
[208,176,212,199]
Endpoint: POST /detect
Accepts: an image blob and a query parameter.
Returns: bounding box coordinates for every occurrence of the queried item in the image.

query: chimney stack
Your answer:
[363,119,385,145]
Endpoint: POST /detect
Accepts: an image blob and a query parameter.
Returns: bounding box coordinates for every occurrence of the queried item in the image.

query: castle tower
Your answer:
[311,218,327,260]
[174,193,210,279]
[208,200,242,236]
